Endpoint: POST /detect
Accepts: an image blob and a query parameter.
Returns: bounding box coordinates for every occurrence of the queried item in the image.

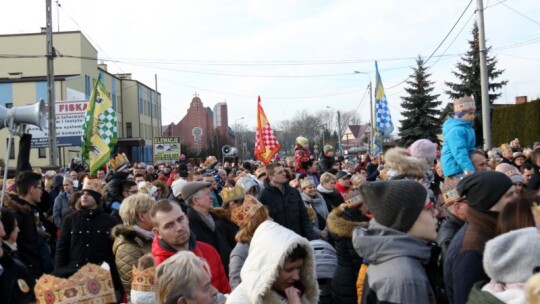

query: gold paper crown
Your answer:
[343,190,363,207]
[131,265,156,292]
[82,177,103,194]
[35,263,116,304]
[300,178,316,189]
[231,195,263,228]
[108,153,130,170]
[221,186,245,204]
[442,178,461,206]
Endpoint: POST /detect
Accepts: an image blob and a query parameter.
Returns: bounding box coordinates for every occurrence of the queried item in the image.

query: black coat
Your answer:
[0,243,36,304]
[186,206,238,276]
[318,189,344,209]
[259,179,318,240]
[436,212,465,258]
[326,207,369,304]
[528,163,540,191]
[318,155,336,174]
[55,208,122,292]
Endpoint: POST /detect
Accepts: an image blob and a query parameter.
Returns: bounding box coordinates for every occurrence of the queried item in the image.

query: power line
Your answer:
[498,0,540,27]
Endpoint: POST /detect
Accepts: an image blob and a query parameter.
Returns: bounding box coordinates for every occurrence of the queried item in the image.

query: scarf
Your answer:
[300,192,329,221]
[197,211,216,232]
[316,183,333,193]
[461,208,498,253]
[133,225,155,240]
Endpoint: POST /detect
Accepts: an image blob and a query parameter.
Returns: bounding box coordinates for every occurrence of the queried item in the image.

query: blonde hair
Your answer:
[320,172,336,184]
[235,206,269,243]
[119,193,155,226]
[155,251,211,304]
[526,272,540,304]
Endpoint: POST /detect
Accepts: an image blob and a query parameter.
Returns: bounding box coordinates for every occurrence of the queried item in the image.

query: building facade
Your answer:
[0,30,161,167]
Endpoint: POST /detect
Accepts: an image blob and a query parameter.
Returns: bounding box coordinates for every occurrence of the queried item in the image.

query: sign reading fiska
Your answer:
[154,137,181,163]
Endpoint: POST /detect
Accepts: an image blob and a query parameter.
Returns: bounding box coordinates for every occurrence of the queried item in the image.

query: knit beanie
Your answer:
[408,139,438,164]
[483,227,540,284]
[296,136,309,146]
[0,207,16,240]
[323,145,334,154]
[360,180,427,233]
[453,95,476,116]
[457,171,513,212]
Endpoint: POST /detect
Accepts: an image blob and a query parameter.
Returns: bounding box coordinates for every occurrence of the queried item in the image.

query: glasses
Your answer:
[423,201,437,217]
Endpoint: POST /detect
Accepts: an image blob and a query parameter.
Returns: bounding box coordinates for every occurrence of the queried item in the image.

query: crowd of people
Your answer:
[0,97,540,304]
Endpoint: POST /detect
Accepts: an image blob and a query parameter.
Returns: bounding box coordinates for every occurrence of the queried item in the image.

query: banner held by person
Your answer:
[81,74,118,176]
[372,61,394,156]
[254,96,280,165]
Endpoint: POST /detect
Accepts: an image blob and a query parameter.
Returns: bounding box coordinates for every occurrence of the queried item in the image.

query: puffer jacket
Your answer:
[227,220,319,304]
[326,207,369,304]
[441,117,476,177]
[111,225,153,295]
[52,191,72,228]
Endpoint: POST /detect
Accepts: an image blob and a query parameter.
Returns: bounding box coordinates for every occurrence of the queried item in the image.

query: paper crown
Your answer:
[442,178,461,206]
[221,186,245,204]
[108,153,130,171]
[343,190,363,207]
[300,178,316,189]
[35,263,116,304]
[453,96,476,113]
[131,265,156,292]
[82,177,103,194]
[231,195,264,228]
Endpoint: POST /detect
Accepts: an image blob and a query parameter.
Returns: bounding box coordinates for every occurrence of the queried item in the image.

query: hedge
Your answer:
[491,99,540,148]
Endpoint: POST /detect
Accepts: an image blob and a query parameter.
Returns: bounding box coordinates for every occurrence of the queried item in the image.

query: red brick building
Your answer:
[163,94,234,154]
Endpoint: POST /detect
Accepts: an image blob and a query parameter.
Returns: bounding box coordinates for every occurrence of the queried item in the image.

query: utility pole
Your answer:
[46,0,58,165]
[477,0,491,150]
[368,82,373,155]
[337,110,342,153]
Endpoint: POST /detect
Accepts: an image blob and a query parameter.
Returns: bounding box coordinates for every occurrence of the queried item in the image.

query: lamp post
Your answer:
[234,117,244,149]
[326,106,341,153]
[354,71,373,155]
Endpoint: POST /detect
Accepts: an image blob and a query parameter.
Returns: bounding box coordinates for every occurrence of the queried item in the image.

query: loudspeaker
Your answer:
[222,145,238,156]
[0,100,47,130]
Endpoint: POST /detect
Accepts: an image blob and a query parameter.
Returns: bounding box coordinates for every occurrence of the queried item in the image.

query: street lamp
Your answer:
[354,71,373,155]
[326,106,341,153]
[234,117,245,148]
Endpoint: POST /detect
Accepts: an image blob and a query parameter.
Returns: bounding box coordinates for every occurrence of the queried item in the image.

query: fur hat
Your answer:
[408,139,438,164]
[360,180,427,233]
[181,181,211,202]
[82,177,103,204]
[453,95,476,116]
[171,179,187,198]
[457,171,513,212]
[483,227,540,284]
[495,163,524,184]
[296,136,309,146]
[323,145,334,154]
[231,195,264,228]
[384,147,428,180]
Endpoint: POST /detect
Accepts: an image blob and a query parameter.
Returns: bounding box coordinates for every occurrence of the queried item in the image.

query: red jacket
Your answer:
[151,237,231,294]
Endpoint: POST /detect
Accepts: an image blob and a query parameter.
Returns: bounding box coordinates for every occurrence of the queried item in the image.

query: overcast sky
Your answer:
[2,0,540,133]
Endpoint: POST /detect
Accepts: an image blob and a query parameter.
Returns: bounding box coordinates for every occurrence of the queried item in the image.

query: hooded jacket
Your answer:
[227,220,319,304]
[326,207,368,304]
[111,225,153,294]
[441,117,476,177]
[353,220,434,304]
[150,235,231,294]
[52,190,72,228]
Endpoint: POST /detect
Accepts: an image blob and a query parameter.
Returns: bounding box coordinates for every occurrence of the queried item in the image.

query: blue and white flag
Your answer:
[372,61,394,156]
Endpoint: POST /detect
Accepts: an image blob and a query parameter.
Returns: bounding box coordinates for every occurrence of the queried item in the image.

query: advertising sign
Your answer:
[154,137,181,163]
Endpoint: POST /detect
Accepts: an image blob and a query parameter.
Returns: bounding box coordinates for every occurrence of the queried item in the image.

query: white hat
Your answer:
[171,179,188,197]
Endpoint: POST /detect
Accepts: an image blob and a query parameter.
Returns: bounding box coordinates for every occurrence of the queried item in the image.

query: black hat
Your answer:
[335,171,351,180]
[0,207,16,240]
[457,171,513,212]
[360,180,427,233]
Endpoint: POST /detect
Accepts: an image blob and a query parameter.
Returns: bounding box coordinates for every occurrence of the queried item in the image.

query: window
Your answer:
[139,98,143,114]
[38,147,46,158]
[6,139,14,159]
[126,122,132,138]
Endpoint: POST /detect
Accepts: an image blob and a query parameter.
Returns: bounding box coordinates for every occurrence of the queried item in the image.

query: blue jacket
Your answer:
[441,117,476,177]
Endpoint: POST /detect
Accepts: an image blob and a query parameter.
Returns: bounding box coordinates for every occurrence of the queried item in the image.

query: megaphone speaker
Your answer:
[0,100,47,131]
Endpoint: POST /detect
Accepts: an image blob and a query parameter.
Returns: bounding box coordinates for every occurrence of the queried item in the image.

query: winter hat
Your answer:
[181,181,212,202]
[453,95,476,116]
[457,171,513,212]
[383,147,428,180]
[310,239,337,280]
[82,177,103,204]
[323,145,334,154]
[495,163,524,184]
[408,139,438,164]
[296,136,309,146]
[171,179,188,198]
[360,180,427,233]
[335,171,351,180]
[483,227,540,284]
[0,207,16,240]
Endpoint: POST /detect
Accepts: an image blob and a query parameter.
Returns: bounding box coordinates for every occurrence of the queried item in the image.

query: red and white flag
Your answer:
[254,96,280,165]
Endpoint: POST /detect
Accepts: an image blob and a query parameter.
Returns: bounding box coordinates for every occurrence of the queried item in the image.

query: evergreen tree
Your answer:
[445,24,507,147]
[398,56,442,147]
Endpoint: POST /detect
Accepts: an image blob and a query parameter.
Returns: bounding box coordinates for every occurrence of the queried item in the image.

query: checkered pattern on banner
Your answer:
[98,108,118,145]
[375,97,393,131]
[255,124,279,151]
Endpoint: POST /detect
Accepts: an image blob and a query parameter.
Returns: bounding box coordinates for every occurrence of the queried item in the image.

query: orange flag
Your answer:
[254,96,280,165]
